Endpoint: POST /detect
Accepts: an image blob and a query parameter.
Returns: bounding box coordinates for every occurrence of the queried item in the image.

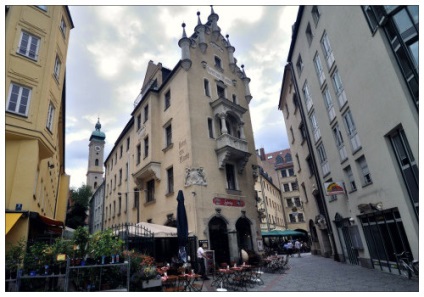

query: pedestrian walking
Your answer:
[286,241,293,257]
[295,239,302,257]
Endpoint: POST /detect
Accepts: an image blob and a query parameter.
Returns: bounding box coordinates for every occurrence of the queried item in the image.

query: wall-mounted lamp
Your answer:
[349,217,355,224]
[48,162,55,169]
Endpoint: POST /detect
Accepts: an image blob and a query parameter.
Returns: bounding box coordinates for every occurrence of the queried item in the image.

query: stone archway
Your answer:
[208,216,230,265]
[235,217,253,251]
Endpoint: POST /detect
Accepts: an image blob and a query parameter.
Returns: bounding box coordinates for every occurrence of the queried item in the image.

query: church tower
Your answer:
[86,119,106,190]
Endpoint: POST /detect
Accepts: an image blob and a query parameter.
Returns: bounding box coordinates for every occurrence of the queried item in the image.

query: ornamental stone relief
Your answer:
[185,167,207,186]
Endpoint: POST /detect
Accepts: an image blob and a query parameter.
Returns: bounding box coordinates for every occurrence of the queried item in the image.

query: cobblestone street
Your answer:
[204,253,420,292]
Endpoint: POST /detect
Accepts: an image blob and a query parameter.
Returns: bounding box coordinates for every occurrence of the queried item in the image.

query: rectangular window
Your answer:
[144,137,149,158]
[164,90,171,110]
[136,144,141,164]
[232,94,237,104]
[214,56,222,69]
[118,196,122,214]
[208,118,214,138]
[53,55,61,80]
[120,145,123,158]
[323,87,336,121]
[313,53,325,86]
[283,183,290,192]
[333,124,347,161]
[18,31,40,60]
[388,127,418,209]
[302,82,313,111]
[291,182,299,191]
[119,168,122,185]
[60,17,67,37]
[281,169,287,178]
[144,105,149,122]
[306,23,313,45]
[165,124,172,147]
[146,179,155,202]
[217,85,225,98]
[225,163,236,190]
[312,5,321,25]
[204,79,210,97]
[344,165,357,192]
[343,110,361,152]
[296,54,304,76]
[332,69,347,107]
[46,102,55,131]
[309,112,321,142]
[167,167,174,194]
[7,83,31,116]
[125,162,128,180]
[134,189,139,208]
[317,143,330,176]
[321,32,335,69]
[307,156,315,176]
[357,155,372,185]
[126,137,130,151]
[137,114,141,130]
[288,168,295,176]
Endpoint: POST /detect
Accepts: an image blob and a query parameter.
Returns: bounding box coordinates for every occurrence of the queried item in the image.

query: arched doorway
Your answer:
[236,217,253,251]
[209,216,230,265]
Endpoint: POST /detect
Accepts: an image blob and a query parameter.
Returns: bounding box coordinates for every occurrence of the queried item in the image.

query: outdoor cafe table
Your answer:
[179,273,203,291]
[212,268,234,289]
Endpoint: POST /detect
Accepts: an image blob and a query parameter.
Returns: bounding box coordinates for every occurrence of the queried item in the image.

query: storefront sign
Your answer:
[324,181,345,195]
[213,197,245,207]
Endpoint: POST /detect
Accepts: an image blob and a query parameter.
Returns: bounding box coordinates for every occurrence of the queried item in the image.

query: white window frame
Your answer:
[357,156,372,185]
[323,87,335,121]
[60,17,67,37]
[343,110,361,152]
[309,111,321,142]
[7,83,31,116]
[317,143,330,176]
[333,124,347,161]
[46,101,55,132]
[332,69,347,108]
[54,55,61,80]
[321,32,335,69]
[313,53,326,86]
[344,166,357,192]
[18,31,40,60]
[302,82,313,112]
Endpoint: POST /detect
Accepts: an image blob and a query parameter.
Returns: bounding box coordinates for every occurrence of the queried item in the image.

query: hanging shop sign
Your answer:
[213,197,245,207]
[324,181,346,196]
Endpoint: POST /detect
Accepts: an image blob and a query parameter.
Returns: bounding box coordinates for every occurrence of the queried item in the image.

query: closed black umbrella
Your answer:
[176,190,188,263]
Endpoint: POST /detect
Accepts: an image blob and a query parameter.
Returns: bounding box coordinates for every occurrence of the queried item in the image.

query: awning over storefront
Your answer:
[261,229,304,237]
[6,213,23,234]
[35,213,64,234]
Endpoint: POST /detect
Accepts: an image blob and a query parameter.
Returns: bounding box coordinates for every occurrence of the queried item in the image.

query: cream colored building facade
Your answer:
[280,6,418,271]
[102,8,261,265]
[5,5,73,246]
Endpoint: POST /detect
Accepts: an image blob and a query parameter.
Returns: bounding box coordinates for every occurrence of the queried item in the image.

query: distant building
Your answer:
[86,119,106,191]
[279,5,418,271]
[255,149,286,232]
[103,7,260,265]
[5,5,74,247]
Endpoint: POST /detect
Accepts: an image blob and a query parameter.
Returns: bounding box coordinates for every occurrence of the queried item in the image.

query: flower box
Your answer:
[141,278,161,288]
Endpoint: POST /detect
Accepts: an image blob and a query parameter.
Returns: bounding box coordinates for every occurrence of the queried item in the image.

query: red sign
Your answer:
[213,197,245,207]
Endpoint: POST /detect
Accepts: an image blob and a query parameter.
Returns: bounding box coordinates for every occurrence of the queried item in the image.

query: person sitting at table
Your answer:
[197,243,210,280]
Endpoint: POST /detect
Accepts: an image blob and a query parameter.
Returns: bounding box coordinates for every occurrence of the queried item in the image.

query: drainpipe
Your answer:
[287,62,340,262]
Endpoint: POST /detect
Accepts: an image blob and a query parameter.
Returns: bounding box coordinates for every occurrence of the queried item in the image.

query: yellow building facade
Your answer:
[5,6,73,247]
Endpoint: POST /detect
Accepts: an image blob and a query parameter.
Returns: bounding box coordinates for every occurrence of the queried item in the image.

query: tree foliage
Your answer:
[65,184,92,229]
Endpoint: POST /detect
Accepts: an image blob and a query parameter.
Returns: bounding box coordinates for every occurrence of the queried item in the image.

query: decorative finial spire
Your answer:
[182,22,187,38]
[197,11,202,25]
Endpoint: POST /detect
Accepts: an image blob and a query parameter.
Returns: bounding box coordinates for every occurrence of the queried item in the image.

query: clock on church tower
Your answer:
[87,119,106,190]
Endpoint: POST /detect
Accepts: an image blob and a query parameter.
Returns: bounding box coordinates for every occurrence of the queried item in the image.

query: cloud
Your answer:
[65,5,298,188]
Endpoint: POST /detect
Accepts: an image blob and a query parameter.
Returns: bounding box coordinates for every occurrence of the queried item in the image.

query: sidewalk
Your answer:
[203,253,419,292]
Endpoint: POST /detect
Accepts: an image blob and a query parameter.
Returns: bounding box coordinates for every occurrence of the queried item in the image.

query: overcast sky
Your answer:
[64,5,299,188]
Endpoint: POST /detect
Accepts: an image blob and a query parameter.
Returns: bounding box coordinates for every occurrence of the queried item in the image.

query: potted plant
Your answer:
[5,238,26,279]
[51,237,73,274]
[90,229,122,264]
[72,226,90,263]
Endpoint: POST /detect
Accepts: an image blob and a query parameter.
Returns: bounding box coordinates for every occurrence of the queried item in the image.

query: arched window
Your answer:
[276,155,283,164]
